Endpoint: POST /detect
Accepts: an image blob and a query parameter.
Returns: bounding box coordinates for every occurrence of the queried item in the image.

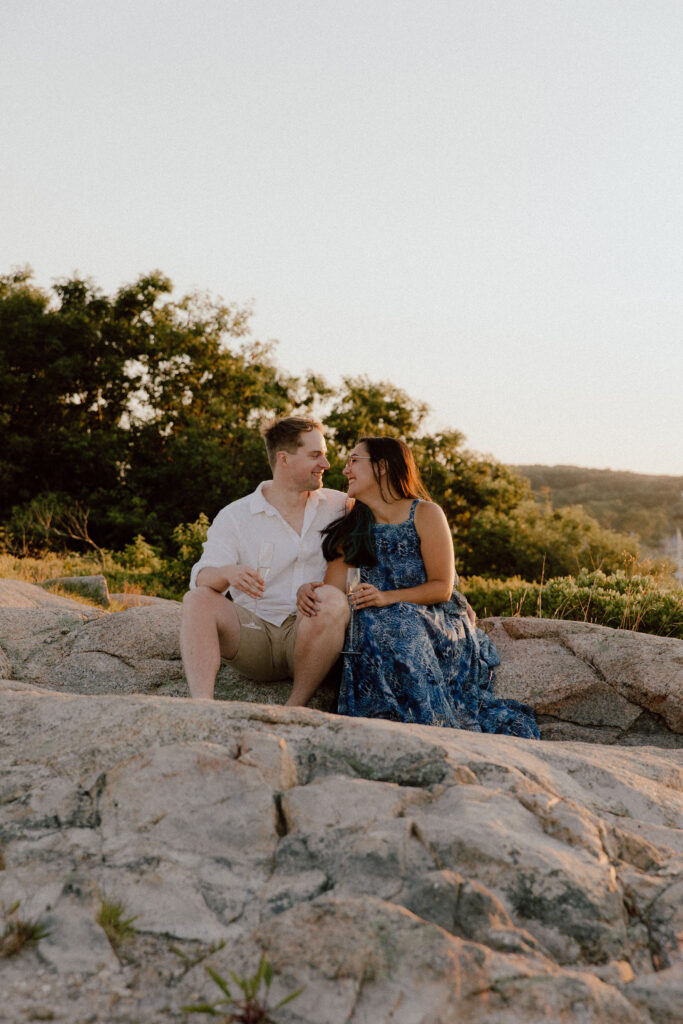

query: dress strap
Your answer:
[408,499,420,521]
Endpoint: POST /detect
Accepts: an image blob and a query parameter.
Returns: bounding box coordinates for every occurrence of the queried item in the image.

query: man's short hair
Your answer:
[262,416,324,470]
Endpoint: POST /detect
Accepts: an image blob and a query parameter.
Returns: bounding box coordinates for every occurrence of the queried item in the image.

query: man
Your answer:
[180,416,349,704]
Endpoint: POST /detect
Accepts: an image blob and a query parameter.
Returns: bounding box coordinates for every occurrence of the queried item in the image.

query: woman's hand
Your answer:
[297,581,324,617]
[350,582,389,609]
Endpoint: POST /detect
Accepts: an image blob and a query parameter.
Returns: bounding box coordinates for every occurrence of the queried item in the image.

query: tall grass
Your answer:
[0,547,180,602]
[462,568,683,639]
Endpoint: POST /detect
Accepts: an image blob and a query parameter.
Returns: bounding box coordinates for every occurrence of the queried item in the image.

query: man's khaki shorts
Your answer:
[227,604,298,682]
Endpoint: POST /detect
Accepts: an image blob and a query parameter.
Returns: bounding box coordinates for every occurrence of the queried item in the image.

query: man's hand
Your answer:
[227,565,265,600]
[297,581,324,617]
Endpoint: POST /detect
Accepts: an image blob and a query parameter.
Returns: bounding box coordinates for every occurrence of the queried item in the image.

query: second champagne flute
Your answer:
[341,566,361,655]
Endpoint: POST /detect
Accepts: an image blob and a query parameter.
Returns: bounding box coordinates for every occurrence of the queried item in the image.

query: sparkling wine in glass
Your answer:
[243,541,274,630]
[341,566,361,655]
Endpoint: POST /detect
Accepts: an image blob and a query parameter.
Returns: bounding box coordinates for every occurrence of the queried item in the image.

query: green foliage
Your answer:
[2,492,68,557]
[170,939,226,976]
[158,514,210,594]
[0,268,289,549]
[414,433,531,545]
[461,498,639,580]
[97,897,138,944]
[321,382,530,551]
[2,544,680,639]
[3,264,667,586]
[1,900,50,958]
[515,464,683,547]
[182,954,304,1022]
[462,569,683,639]
[120,534,164,571]
[324,375,429,451]
[0,269,136,529]
[0,547,181,601]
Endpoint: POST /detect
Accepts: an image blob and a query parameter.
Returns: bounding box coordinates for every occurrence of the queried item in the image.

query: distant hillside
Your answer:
[512,465,683,549]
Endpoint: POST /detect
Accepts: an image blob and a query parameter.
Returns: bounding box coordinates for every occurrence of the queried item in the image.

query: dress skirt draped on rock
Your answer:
[338,501,540,738]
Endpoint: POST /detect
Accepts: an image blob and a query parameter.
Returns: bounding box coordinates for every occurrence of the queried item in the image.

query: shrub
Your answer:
[0,547,180,602]
[462,569,683,639]
[461,499,639,580]
[158,513,210,596]
[119,534,164,572]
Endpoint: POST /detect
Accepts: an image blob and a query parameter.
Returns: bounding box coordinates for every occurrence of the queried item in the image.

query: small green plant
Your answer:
[1,901,51,958]
[97,896,138,945]
[170,939,226,976]
[182,954,304,1022]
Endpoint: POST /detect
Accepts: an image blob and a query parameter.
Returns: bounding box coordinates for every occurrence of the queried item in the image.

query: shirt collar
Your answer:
[249,481,275,515]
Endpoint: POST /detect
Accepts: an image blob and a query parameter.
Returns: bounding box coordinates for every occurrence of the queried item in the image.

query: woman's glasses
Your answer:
[347,455,372,466]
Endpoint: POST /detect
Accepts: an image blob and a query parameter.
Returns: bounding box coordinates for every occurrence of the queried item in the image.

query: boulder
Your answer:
[42,573,111,606]
[0,578,338,711]
[109,591,180,607]
[483,617,683,746]
[1,685,681,1023]
[0,578,99,609]
[1,579,681,743]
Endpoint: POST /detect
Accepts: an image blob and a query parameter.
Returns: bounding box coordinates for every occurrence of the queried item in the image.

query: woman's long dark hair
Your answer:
[321,437,431,566]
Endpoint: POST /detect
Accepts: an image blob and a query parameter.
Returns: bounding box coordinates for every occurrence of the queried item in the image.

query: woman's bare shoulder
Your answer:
[414,500,449,527]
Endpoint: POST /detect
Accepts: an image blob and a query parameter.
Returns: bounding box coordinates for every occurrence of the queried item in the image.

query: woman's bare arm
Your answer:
[349,502,454,609]
[323,556,350,592]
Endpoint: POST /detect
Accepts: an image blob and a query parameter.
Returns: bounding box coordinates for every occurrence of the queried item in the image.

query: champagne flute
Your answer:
[243,541,274,630]
[341,566,361,655]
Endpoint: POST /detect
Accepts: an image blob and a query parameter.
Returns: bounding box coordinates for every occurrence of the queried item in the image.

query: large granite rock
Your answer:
[482,617,683,747]
[1,684,681,1023]
[0,579,681,744]
[0,579,338,711]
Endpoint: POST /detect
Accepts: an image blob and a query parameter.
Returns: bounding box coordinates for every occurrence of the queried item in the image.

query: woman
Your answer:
[308,436,539,737]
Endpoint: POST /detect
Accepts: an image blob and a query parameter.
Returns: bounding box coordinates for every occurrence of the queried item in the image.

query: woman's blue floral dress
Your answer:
[338,501,540,738]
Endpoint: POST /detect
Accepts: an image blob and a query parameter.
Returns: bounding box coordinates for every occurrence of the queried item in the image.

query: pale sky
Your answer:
[2,0,682,474]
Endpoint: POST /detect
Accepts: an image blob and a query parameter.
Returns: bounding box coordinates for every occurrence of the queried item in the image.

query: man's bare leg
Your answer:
[181,587,241,699]
[286,585,350,706]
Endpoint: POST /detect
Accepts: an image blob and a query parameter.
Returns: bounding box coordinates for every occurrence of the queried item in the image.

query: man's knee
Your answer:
[182,587,239,627]
[307,585,349,627]
[183,586,224,613]
[183,586,209,610]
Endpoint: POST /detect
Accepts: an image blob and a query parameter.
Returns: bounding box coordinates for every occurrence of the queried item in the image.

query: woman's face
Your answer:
[343,442,377,499]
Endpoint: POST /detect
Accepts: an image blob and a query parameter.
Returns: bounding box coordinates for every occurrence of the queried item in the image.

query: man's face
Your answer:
[282,428,330,490]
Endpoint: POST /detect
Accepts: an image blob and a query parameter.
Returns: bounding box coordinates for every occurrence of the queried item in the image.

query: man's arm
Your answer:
[190,505,243,591]
[196,564,265,600]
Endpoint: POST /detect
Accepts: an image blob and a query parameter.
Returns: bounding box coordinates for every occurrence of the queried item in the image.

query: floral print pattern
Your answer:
[338,501,540,738]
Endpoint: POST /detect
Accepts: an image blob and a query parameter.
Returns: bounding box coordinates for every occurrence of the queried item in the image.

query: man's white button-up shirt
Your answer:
[190,484,348,625]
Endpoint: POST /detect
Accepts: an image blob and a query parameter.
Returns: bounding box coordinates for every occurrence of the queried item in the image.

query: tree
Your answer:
[462,498,639,580]
[0,268,133,522]
[320,379,530,555]
[324,375,429,451]
[0,268,300,548]
[1,265,644,581]
[412,432,531,545]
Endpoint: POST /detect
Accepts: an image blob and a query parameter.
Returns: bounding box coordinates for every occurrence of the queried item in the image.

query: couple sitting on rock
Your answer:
[180,416,539,736]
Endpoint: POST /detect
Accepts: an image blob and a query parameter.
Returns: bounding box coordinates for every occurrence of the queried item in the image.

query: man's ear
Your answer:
[276,450,288,468]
